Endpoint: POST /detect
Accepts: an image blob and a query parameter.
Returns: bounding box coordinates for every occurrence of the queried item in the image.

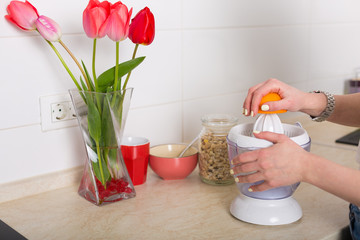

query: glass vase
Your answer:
[69,88,136,206]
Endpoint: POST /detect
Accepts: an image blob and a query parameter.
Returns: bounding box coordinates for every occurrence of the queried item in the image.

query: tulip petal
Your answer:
[100,3,131,42]
[128,7,155,45]
[82,0,110,39]
[25,1,39,16]
[36,15,62,42]
[5,0,39,31]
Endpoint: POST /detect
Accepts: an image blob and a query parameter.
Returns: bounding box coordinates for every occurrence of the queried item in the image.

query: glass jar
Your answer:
[199,114,238,185]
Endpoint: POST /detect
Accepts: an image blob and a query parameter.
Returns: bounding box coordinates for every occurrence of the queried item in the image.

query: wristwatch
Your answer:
[310,91,335,122]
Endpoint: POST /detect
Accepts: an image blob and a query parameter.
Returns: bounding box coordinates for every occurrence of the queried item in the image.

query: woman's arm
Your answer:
[306,151,360,206]
[238,78,360,205]
[326,93,360,127]
[243,78,360,127]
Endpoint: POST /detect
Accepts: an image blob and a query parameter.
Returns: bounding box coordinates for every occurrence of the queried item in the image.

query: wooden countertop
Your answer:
[0,115,358,240]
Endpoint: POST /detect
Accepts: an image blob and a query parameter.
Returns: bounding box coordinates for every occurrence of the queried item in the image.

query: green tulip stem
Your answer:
[59,40,91,90]
[122,44,139,90]
[96,141,106,189]
[111,42,120,107]
[46,40,82,91]
[113,41,120,91]
[92,38,98,91]
[91,38,102,114]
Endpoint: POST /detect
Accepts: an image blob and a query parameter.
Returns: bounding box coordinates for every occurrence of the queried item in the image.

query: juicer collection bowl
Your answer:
[227,122,311,200]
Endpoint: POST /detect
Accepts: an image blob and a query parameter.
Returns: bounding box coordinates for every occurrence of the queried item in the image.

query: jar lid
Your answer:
[201,114,238,127]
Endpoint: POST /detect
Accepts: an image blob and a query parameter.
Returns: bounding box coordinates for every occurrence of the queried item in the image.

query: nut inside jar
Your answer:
[199,132,233,185]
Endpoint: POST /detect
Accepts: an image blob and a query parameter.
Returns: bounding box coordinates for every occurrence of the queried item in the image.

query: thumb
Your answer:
[253,131,287,144]
[261,99,288,112]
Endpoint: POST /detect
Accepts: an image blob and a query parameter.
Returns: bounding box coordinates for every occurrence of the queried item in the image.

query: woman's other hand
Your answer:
[231,131,312,192]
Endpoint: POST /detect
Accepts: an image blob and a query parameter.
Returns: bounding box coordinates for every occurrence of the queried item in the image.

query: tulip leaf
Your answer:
[87,96,101,143]
[81,61,95,91]
[107,148,118,172]
[92,157,111,185]
[101,95,116,147]
[80,76,88,91]
[97,56,145,92]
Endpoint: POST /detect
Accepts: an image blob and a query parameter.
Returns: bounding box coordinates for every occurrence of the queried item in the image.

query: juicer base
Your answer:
[230,194,302,225]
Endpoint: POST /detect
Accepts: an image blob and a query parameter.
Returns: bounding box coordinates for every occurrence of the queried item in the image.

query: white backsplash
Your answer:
[1,0,360,184]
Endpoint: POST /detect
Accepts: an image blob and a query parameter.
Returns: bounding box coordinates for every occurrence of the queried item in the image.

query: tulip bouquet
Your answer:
[5,0,155,204]
[5,0,154,93]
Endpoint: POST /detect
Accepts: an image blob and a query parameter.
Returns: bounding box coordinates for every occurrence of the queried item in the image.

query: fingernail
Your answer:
[248,188,253,192]
[253,130,261,134]
[250,111,254,117]
[244,109,248,116]
[230,169,234,175]
[261,104,269,111]
[235,177,239,183]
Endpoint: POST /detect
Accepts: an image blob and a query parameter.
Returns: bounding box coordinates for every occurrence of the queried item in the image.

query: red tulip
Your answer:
[5,0,39,31]
[36,15,62,42]
[83,0,111,39]
[129,7,155,45]
[99,1,132,42]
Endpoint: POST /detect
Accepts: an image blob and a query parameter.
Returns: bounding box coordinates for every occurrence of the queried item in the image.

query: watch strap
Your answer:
[310,91,335,122]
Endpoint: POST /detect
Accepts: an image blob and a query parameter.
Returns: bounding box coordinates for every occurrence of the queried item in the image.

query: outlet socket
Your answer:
[51,102,76,121]
[40,93,78,132]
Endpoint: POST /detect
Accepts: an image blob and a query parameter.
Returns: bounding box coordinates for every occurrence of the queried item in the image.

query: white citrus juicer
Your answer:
[227,93,311,225]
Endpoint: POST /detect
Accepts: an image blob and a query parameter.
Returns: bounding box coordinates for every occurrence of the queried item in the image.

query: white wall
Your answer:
[1,0,360,184]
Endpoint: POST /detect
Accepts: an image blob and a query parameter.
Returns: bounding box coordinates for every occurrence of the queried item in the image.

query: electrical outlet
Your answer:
[51,102,76,122]
[40,93,78,132]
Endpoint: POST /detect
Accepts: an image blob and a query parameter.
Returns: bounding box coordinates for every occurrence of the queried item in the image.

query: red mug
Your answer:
[121,136,150,186]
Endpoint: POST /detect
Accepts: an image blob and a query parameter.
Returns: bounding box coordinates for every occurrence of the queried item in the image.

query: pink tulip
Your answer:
[36,15,62,42]
[5,0,39,31]
[99,1,132,42]
[83,0,111,39]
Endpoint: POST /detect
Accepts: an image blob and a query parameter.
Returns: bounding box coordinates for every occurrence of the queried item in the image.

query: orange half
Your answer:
[258,92,287,114]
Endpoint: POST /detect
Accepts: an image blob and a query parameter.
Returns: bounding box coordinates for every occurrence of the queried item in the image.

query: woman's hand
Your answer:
[243,78,308,117]
[231,131,312,192]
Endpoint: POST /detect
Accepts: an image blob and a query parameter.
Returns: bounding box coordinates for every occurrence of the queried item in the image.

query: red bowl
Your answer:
[149,144,198,180]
